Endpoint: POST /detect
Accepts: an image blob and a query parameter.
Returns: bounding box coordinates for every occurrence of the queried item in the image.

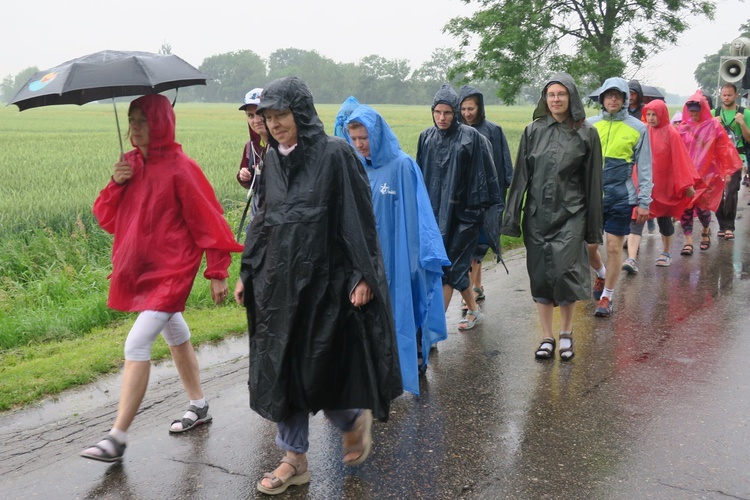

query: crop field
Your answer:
[0,100,539,408]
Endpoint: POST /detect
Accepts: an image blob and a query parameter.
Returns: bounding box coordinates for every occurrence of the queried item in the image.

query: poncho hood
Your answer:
[643,99,670,129]
[533,72,586,122]
[431,84,460,133]
[458,85,486,123]
[257,76,327,151]
[682,90,713,124]
[628,80,643,106]
[334,96,361,138]
[345,104,400,168]
[129,94,180,158]
[593,77,630,121]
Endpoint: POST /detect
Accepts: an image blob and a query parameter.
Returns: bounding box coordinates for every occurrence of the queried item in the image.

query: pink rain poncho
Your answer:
[642,99,701,218]
[677,91,742,212]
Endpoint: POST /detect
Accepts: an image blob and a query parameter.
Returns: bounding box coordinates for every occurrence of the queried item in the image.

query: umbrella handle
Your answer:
[112,98,124,157]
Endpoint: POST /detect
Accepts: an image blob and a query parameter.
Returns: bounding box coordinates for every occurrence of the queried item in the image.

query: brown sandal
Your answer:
[342,409,373,466]
[257,455,310,495]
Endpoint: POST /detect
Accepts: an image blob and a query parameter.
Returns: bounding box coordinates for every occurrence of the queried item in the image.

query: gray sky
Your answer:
[1,0,745,97]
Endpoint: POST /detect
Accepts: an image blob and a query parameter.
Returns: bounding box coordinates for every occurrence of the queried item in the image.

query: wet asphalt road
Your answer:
[3,195,750,499]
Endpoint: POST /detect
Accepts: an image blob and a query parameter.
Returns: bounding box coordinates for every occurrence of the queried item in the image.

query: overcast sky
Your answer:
[1,0,746,98]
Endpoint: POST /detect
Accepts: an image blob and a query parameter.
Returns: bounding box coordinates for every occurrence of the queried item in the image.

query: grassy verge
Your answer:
[0,305,248,412]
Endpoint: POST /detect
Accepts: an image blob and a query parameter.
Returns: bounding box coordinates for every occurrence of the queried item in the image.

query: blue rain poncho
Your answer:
[345,104,450,396]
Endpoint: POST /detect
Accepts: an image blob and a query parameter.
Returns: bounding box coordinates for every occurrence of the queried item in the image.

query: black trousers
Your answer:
[715,169,743,231]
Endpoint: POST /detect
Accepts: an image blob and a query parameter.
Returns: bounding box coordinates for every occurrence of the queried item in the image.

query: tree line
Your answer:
[0,47,505,107]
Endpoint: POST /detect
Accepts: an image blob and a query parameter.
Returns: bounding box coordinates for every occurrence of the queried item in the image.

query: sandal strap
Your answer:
[280,455,307,474]
[262,472,283,489]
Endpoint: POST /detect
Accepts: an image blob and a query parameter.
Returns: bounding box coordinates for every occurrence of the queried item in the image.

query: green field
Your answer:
[0,101,534,411]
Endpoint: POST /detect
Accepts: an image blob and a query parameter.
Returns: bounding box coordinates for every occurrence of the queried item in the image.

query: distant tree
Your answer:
[411,48,459,84]
[1,75,15,103]
[1,67,39,103]
[268,48,354,103]
[444,0,717,104]
[159,41,172,55]
[356,55,412,103]
[410,48,462,104]
[199,50,267,103]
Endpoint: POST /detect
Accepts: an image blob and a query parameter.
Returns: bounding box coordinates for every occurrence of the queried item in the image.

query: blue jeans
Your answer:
[276,409,361,454]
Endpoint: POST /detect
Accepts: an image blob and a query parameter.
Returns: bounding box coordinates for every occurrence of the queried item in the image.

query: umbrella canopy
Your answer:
[9,50,207,111]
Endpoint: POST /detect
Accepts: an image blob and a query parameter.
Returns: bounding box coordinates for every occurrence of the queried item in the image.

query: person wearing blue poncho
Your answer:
[344,104,450,395]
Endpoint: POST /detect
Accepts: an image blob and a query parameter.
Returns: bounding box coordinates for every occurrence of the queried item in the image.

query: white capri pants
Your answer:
[123,311,191,361]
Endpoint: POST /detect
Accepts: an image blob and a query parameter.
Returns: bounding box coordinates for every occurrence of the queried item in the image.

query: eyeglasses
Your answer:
[546,92,569,100]
[433,110,455,117]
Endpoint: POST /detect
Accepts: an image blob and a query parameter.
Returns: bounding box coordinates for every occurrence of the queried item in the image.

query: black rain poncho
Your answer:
[502,73,603,303]
[241,77,402,422]
[417,84,500,291]
[458,84,513,262]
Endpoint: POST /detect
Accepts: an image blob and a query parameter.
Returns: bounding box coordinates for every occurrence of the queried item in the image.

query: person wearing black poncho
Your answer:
[237,77,402,495]
[417,83,500,331]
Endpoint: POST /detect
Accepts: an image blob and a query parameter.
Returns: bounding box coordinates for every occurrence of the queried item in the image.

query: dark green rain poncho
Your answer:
[502,73,603,303]
[417,84,500,291]
[241,77,402,423]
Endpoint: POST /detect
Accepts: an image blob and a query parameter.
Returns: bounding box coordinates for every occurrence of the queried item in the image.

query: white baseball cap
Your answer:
[239,87,263,110]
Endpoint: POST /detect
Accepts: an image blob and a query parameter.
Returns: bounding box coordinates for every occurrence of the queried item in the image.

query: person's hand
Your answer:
[233,278,245,305]
[112,160,133,185]
[635,206,650,224]
[210,278,229,305]
[736,112,745,124]
[350,279,373,307]
[238,167,252,182]
[686,186,696,197]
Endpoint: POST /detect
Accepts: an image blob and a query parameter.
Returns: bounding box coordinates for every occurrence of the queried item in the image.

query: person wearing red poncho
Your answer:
[676,91,743,255]
[623,99,700,267]
[80,94,244,463]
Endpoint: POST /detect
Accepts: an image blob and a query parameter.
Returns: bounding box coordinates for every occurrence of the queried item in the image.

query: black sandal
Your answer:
[80,435,126,463]
[535,337,556,359]
[680,244,693,256]
[169,404,212,433]
[559,332,575,361]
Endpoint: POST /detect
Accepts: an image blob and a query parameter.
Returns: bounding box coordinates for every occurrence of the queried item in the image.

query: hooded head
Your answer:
[458,85,485,126]
[345,105,401,168]
[642,99,670,129]
[682,90,712,125]
[628,79,643,110]
[431,84,460,132]
[256,76,325,150]
[128,94,177,156]
[533,72,585,124]
[593,77,630,119]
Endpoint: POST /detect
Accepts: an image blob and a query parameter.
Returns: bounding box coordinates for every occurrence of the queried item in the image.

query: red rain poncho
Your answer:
[642,100,701,218]
[93,94,243,312]
[677,91,742,212]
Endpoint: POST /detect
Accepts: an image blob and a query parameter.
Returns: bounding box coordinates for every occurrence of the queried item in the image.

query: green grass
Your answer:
[0,101,531,412]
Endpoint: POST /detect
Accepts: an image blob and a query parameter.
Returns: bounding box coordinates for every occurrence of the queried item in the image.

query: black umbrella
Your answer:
[8,50,208,154]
